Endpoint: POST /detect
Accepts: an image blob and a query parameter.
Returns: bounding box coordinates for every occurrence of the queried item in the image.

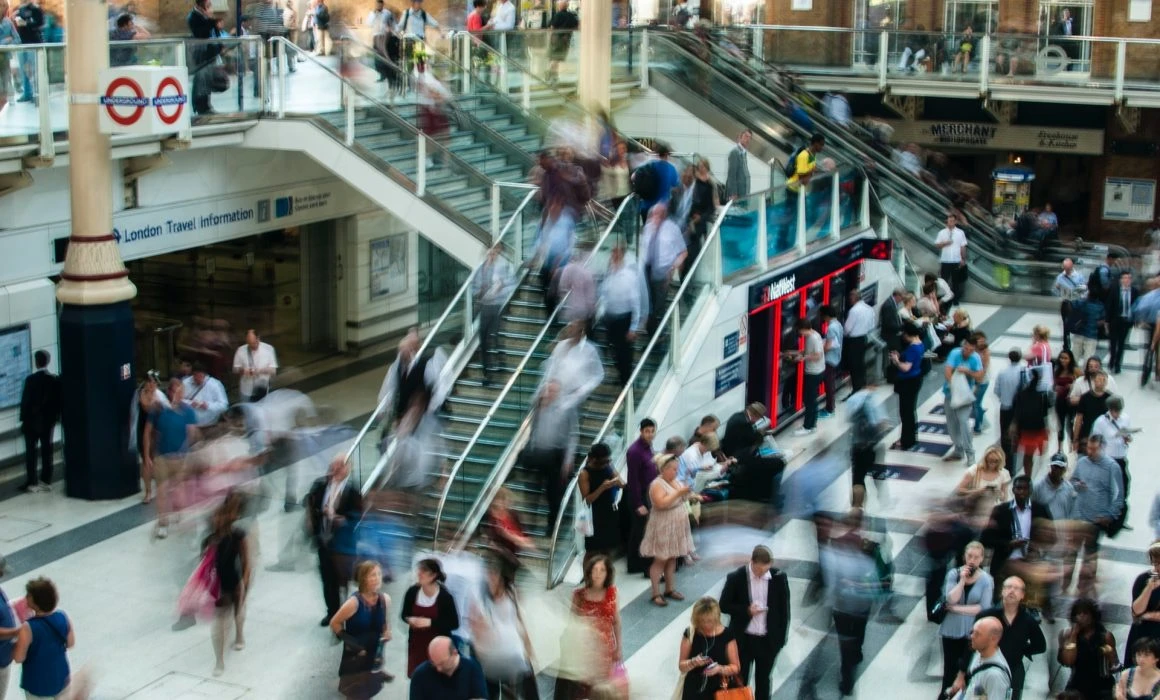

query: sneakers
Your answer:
[793,427,817,437]
[155,526,168,539]
[20,483,49,493]
[941,451,964,462]
[818,410,834,420]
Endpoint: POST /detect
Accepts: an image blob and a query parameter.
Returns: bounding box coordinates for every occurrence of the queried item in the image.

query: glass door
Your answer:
[1038,1,1092,74]
[941,0,998,73]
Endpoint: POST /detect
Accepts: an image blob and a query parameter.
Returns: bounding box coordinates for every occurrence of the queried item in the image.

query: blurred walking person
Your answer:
[473,244,513,387]
[206,491,252,676]
[470,555,538,699]
[640,203,688,337]
[599,243,647,387]
[306,455,364,626]
[144,377,200,539]
[555,245,598,336]
[555,554,623,699]
[819,511,879,697]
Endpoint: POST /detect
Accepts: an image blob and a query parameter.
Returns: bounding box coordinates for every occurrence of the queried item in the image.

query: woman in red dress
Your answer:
[555,554,625,699]
[400,558,459,677]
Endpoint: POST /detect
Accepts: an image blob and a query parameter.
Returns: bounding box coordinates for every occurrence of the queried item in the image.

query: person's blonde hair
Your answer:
[964,541,985,557]
[690,596,722,630]
[978,445,1005,473]
[1032,325,1051,342]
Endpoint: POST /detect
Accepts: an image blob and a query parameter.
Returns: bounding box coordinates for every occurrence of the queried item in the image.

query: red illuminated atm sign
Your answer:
[759,274,797,304]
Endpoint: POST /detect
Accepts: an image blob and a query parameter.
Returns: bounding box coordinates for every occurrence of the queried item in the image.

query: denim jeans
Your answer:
[972,381,989,431]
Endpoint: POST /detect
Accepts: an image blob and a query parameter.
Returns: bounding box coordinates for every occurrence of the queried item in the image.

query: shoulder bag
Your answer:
[715,675,755,700]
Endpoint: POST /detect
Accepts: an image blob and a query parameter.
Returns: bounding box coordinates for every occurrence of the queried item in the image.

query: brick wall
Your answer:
[1093,0,1160,81]
[762,0,849,67]
[1086,108,1160,246]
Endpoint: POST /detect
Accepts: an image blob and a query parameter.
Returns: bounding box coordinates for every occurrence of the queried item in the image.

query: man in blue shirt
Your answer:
[634,144,680,224]
[409,636,488,700]
[1067,286,1106,363]
[144,377,199,539]
[942,338,985,466]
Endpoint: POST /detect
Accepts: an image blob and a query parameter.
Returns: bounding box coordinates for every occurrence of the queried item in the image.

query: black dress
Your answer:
[584,466,620,556]
[681,627,735,700]
[1125,572,1160,665]
[1066,626,1115,700]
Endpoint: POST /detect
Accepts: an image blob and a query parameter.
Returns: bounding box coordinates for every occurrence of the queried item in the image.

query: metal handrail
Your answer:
[347,186,541,492]
[544,196,738,588]
[432,193,639,549]
[738,23,1160,47]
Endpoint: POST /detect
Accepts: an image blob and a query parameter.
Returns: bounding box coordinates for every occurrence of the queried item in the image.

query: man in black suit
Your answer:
[878,287,905,354]
[720,404,785,507]
[1107,271,1139,375]
[980,475,1054,593]
[719,545,790,700]
[305,453,364,625]
[19,350,61,493]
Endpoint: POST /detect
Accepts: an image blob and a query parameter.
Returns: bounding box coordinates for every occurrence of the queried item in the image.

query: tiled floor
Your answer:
[0,302,1155,699]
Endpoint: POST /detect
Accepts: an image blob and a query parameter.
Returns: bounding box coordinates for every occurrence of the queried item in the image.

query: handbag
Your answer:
[177,547,221,620]
[949,372,974,408]
[715,676,755,700]
[928,596,949,624]
[210,65,230,93]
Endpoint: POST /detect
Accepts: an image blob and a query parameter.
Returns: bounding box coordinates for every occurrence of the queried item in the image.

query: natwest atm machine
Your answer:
[745,236,892,431]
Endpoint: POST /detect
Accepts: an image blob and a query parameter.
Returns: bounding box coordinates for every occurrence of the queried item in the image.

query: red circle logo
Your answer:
[153,76,187,126]
[100,77,148,126]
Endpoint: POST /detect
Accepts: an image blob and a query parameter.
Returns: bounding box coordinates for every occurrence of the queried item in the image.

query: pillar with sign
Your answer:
[55,0,140,499]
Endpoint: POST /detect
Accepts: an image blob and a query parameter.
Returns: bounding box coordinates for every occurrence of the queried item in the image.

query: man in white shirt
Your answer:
[232,329,278,402]
[486,0,515,30]
[677,434,720,493]
[640,203,688,336]
[1091,395,1131,530]
[792,317,826,437]
[181,363,229,427]
[472,243,513,386]
[842,289,876,395]
[599,244,647,387]
[366,0,395,82]
[1055,258,1082,349]
[823,90,852,128]
[539,321,605,411]
[935,213,968,307]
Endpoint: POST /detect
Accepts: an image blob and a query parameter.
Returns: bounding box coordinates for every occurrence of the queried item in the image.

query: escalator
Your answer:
[645,31,1125,297]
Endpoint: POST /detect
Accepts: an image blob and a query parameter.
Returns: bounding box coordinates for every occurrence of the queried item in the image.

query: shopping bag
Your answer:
[715,676,755,700]
[949,372,974,408]
[575,501,595,537]
[177,547,221,620]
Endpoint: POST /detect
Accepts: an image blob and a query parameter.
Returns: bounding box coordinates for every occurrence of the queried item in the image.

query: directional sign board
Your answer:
[99,66,190,135]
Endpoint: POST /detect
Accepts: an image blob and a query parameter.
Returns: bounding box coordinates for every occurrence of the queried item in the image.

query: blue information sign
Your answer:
[723,331,740,359]
[714,357,745,398]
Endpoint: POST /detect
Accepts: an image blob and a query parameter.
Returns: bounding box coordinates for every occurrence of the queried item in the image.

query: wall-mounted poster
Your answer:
[1103,178,1156,222]
[370,235,408,300]
[0,325,32,410]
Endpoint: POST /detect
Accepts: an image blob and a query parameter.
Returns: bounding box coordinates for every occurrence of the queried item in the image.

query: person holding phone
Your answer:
[719,546,790,700]
[676,597,740,699]
[578,443,624,559]
[938,542,994,700]
[1124,543,1160,666]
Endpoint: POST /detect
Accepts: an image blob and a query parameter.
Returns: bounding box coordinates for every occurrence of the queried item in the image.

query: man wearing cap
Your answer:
[1034,453,1078,592]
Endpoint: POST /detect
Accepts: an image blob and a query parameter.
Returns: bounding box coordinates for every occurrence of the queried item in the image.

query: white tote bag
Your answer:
[949,372,974,408]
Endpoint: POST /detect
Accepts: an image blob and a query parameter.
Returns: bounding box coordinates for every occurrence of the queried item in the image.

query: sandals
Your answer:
[651,595,668,607]
[665,590,686,601]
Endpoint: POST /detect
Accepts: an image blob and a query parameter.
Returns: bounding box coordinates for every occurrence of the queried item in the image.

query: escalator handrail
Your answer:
[347,187,542,493]
[270,37,521,216]
[431,194,639,547]
[543,195,738,589]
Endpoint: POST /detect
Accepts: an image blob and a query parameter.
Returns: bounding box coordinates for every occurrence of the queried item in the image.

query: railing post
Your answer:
[860,177,870,229]
[880,215,890,240]
[498,33,508,90]
[894,248,905,280]
[796,188,807,254]
[258,38,269,111]
[1114,40,1126,104]
[668,301,681,370]
[175,44,193,142]
[416,134,427,196]
[877,31,888,90]
[979,35,990,94]
[625,388,635,445]
[461,33,472,94]
[756,194,768,271]
[521,69,531,109]
[490,183,501,240]
[830,173,841,238]
[640,30,650,89]
[712,227,723,290]
[463,285,475,342]
[276,39,287,119]
[343,82,355,147]
[36,48,52,161]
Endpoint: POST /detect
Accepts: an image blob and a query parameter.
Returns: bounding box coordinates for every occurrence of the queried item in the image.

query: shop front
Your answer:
[745,235,892,430]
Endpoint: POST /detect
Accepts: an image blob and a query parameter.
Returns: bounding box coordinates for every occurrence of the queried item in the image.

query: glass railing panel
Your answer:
[838,167,859,231]
[718,193,760,277]
[611,28,641,83]
[0,46,42,141]
[805,171,835,242]
[1124,40,1160,90]
[765,187,795,260]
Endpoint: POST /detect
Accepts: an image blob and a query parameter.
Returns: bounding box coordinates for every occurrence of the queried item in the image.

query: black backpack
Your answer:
[632,161,660,201]
[851,397,878,448]
[316,4,330,27]
[1014,371,1046,430]
[782,147,807,178]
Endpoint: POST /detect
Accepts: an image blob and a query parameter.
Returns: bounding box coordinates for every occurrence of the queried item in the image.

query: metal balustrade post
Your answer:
[521,70,531,109]
[756,194,768,271]
[498,33,508,90]
[895,248,905,279]
[669,302,681,369]
[877,31,888,90]
[712,229,723,290]
[880,215,890,240]
[461,33,472,94]
[860,177,870,229]
[515,210,525,261]
[830,173,841,239]
[416,135,427,195]
[640,30,649,89]
[625,389,635,447]
[276,40,287,119]
[36,48,52,160]
[796,188,807,254]
[258,38,269,111]
[175,45,193,141]
[752,27,763,63]
[1114,40,1126,103]
[343,82,355,147]
[463,288,475,342]
[491,183,501,240]
[979,35,990,94]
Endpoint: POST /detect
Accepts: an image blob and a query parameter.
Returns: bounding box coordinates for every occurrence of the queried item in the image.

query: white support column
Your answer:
[498,33,508,91]
[877,32,888,90]
[796,190,807,254]
[979,35,991,95]
[521,71,531,109]
[580,0,613,113]
[1114,41,1127,104]
[756,194,768,271]
[36,48,52,160]
[343,83,355,147]
[669,302,682,369]
[639,30,650,90]
[461,33,472,94]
